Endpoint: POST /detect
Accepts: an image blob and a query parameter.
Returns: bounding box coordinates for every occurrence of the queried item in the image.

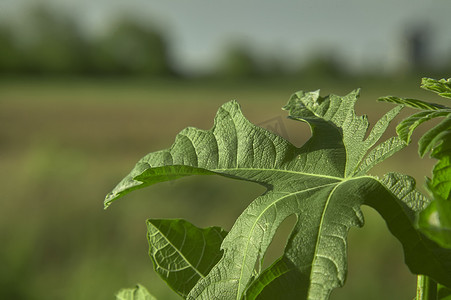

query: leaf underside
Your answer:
[106,88,451,299]
[146,219,227,298]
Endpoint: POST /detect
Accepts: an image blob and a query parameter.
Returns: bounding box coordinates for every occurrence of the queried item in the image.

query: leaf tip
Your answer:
[103,192,116,209]
[352,87,361,96]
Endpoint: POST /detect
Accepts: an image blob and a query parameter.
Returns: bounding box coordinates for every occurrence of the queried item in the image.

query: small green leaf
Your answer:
[418,115,451,157]
[426,129,451,200]
[378,96,448,111]
[146,219,227,298]
[395,110,450,144]
[418,121,451,249]
[418,198,451,249]
[421,77,451,99]
[116,284,156,300]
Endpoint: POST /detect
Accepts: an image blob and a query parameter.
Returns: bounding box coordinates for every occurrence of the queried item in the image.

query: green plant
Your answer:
[379,78,451,300]
[106,79,451,299]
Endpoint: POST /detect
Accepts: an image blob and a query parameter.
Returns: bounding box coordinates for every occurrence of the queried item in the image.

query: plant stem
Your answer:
[416,275,438,300]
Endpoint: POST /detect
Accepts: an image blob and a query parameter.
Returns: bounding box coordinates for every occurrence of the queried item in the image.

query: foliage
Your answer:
[91,20,174,76]
[379,78,451,299]
[116,284,156,300]
[106,85,451,299]
[379,78,451,249]
[219,45,261,78]
[0,7,175,77]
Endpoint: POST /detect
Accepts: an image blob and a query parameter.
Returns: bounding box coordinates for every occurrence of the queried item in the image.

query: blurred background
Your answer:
[1,0,451,299]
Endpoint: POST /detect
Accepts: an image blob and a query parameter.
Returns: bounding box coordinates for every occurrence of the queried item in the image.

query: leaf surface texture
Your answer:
[107,88,451,298]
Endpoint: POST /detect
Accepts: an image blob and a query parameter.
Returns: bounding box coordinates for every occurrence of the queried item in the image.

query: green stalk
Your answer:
[416,275,438,300]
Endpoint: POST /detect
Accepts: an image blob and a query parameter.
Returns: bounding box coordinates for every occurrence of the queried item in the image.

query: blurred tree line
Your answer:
[0,6,448,79]
[0,6,349,79]
[0,8,176,77]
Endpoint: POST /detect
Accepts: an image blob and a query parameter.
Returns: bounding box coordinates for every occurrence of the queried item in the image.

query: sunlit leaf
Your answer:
[107,89,451,298]
[378,95,447,111]
[421,77,451,99]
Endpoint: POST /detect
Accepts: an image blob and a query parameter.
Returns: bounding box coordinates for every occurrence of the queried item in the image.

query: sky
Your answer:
[1,0,451,74]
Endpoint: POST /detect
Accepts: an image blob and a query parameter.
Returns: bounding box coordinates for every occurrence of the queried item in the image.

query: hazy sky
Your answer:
[2,0,451,74]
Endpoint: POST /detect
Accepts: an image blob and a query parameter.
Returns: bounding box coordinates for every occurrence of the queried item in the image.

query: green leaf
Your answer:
[421,77,451,99]
[245,173,451,300]
[146,219,227,298]
[116,284,156,300]
[395,110,450,145]
[418,115,451,158]
[283,90,405,177]
[380,77,451,251]
[418,117,451,249]
[418,198,451,249]
[426,127,451,200]
[106,90,451,299]
[378,96,448,111]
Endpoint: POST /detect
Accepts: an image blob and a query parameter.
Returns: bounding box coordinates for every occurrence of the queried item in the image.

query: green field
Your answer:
[0,77,443,299]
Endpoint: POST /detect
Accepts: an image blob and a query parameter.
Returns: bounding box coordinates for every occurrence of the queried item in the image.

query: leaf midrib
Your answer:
[304,176,372,298]
[212,167,343,181]
[235,181,342,300]
[307,182,340,299]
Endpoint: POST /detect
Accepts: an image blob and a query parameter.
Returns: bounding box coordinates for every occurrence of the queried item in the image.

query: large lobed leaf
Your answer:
[106,89,451,299]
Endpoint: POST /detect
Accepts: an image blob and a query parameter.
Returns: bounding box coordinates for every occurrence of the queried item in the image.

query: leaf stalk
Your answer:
[416,275,437,300]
